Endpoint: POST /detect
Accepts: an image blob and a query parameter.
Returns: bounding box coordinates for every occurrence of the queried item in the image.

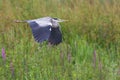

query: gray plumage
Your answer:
[15,17,67,45]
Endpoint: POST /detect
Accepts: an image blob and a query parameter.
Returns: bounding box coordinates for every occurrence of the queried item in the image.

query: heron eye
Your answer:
[53,18,58,20]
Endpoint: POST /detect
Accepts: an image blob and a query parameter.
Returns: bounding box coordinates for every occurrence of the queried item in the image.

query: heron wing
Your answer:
[48,27,62,45]
[26,17,51,24]
[27,21,52,43]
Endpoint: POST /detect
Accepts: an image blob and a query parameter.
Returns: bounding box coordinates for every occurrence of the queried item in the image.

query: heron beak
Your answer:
[57,19,68,22]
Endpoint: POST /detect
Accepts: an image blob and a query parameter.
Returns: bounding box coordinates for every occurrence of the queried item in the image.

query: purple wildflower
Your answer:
[1,48,6,61]
[93,50,96,68]
[10,61,14,77]
[67,53,71,63]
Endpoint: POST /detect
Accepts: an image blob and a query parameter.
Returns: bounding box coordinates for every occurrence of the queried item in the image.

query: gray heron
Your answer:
[15,17,67,45]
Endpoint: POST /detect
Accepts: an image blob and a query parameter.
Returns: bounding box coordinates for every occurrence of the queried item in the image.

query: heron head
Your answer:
[50,18,68,28]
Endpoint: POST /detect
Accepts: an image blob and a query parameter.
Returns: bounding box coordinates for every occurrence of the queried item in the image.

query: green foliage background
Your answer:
[0,0,120,80]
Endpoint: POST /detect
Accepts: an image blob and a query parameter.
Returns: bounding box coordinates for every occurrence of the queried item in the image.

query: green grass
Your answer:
[0,0,120,80]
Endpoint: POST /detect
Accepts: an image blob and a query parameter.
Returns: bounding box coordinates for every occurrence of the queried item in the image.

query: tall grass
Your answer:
[0,0,120,80]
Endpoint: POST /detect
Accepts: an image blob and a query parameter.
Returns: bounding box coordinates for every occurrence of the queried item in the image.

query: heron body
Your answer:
[17,17,66,45]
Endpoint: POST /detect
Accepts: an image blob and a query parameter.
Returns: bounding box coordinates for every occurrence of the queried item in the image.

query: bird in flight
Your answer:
[15,17,67,45]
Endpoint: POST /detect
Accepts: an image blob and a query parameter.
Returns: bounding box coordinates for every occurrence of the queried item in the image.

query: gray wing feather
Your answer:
[28,21,51,43]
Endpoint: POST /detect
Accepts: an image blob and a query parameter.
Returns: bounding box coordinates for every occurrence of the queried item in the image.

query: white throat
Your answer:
[51,19,59,28]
